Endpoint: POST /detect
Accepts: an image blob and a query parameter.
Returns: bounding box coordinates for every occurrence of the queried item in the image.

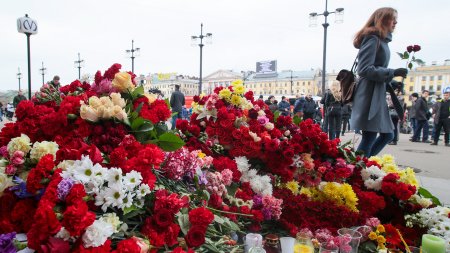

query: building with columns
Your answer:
[202,70,243,94]
[143,73,199,98]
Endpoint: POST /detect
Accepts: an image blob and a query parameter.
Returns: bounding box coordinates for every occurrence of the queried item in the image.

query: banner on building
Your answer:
[256,60,277,74]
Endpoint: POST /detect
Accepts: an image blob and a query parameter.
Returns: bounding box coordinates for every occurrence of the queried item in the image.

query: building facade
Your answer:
[202,70,243,94]
[143,73,199,98]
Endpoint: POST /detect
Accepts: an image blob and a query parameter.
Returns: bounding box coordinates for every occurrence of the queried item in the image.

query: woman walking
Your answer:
[351,7,408,157]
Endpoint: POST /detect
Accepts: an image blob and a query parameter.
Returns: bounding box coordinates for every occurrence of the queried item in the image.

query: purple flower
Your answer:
[252,195,263,209]
[0,232,17,253]
[10,177,34,199]
[57,178,74,201]
[262,207,272,220]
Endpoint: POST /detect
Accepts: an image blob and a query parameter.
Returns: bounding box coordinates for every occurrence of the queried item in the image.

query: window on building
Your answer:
[410,77,413,82]
[422,76,426,81]
[308,81,311,85]
[285,83,287,87]
[297,82,299,85]
[421,85,425,91]
[285,90,287,94]
[409,86,413,92]
[438,75,442,81]
[437,85,441,91]
[430,76,435,81]
[303,82,305,85]
[430,85,434,91]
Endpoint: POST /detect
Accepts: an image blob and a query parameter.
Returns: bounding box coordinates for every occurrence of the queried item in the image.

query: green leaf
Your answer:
[177,213,190,235]
[214,215,225,224]
[131,117,145,130]
[403,51,410,59]
[273,110,281,123]
[397,52,404,59]
[418,187,442,206]
[131,85,144,98]
[293,115,302,125]
[134,102,144,115]
[123,205,139,215]
[408,62,413,70]
[130,122,154,133]
[165,98,171,108]
[157,132,185,151]
[202,189,211,201]
[415,59,425,65]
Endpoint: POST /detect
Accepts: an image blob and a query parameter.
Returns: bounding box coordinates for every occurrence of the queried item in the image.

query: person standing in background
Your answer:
[278,96,291,116]
[430,87,449,146]
[170,84,185,130]
[410,90,430,143]
[320,89,330,133]
[409,93,419,139]
[293,93,306,118]
[341,104,351,136]
[13,90,27,108]
[303,94,316,120]
[326,81,343,140]
[48,75,61,90]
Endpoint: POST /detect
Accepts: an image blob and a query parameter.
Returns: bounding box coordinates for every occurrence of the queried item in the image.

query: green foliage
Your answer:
[155,132,185,151]
[293,115,302,125]
[418,187,442,206]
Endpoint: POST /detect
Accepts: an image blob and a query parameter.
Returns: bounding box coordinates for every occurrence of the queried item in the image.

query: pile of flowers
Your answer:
[0,64,445,252]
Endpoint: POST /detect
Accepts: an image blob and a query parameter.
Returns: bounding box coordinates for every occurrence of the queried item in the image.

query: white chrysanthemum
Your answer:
[95,189,110,212]
[136,183,151,199]
[106,167,123,186]
[134,198,145,208]
[235,156,250,172]
[120,192,135,209]
[250,175,273,196]
[104,183,126,208]
[82,220,114,248]
[360,165,386,191]
[70,156,95,183]
[90,164,108,187]
[241,169,258,182]
[123,171,143,190]
[7,134,32,156]
[99,213,123,233]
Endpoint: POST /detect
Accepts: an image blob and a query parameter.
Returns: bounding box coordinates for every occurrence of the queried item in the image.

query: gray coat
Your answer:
[351,33,395,133]
[170,90,185,113]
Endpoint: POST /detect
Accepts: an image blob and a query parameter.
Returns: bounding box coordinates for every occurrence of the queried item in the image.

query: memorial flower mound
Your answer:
[0,64,445,252]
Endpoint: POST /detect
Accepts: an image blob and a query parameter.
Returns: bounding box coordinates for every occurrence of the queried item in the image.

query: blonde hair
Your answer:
[353,7,397,48]
[330,81,342,101]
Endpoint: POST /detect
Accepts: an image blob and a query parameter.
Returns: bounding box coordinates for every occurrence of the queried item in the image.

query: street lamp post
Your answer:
[17,14,38,99]
[74,53,84,80]
[39,62,47,85]
[17,68,22,90]
[309,0,344,95]
[126,40,140,73]
[191,23,212,95]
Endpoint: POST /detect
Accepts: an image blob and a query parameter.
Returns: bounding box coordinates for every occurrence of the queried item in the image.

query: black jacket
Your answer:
[414,97,429,121]
[303,98,316,114]
[170,90,185,113]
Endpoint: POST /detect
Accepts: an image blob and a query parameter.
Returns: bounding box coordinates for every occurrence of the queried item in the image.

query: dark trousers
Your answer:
[342,116,350,133]
[391,116,399,142]
[433,118,450,144]
[358,131,394,157]
[304,112,314,120]
[171,112,182,130]
[328,114,342,140]
[412,119,429,141]
[322,111,329,133]
[410,118,417,137]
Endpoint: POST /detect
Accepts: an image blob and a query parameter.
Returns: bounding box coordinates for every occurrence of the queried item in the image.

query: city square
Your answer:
[1,1,450,253]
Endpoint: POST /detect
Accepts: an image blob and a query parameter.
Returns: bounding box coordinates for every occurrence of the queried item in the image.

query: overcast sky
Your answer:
[1,0,449,91]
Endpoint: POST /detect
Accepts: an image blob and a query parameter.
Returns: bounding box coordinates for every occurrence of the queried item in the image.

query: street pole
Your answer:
[126,40,139,74]
[17,68,22,91]
[26,33,31,99]
[39,61,46,85]
[191,23,212,95]
[290,70,294,95]
[309,0,344,95]
[78,53,81,79]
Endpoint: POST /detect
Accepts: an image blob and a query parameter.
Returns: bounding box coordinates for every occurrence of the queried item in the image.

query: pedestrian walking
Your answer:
[411,90,431,143]
[326,81,343,140]
[351,7,408,157]
[170,84,185,130]
[430,87,450,146]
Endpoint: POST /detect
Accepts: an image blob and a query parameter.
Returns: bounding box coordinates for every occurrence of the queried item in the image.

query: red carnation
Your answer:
[115,238,141,253]
[65,183,87,206]
[186,225,207,247]
[154,209,175,227]
[189,207,214,228]
[40,237,71,253]
[62,201,95,236]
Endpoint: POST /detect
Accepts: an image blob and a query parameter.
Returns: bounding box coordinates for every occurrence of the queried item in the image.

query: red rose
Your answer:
[406,45,414,53]
[412,45,421,52]
[188,207,214,227]
[186,225,207,247]
[40,237,70,253]
[115,238,141,253]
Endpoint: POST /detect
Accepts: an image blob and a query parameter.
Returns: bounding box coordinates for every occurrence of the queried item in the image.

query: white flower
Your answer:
[95,189,109,212]
[257,110,266,116]
[123,171,142,190]
[106,167,123,186]
[7,134,32,156]
[134,198,145,208]
[104,183,126,208]
[360,165,386,191]
[248,131,261,142]
[264,122,274,131]
[120,192,135,209]
[70,156,96,183]
[136,183,151,199]
[82,220,114,248]
[30,141,59,161]
[99,213,122,233]
[241,169,257,182]
[0,173,13,196]
[235,156,250,173]
[250,175,273,196]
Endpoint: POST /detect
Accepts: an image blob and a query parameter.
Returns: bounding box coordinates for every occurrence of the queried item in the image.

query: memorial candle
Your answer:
[421,234,445,253]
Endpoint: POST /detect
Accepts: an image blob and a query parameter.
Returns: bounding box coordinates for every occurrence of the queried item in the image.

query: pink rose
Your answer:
[11,151,25,166]
[132,236,150,253]
[257,116,269,125]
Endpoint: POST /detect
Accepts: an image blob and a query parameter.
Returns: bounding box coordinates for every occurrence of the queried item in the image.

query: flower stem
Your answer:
[206,206,254,217]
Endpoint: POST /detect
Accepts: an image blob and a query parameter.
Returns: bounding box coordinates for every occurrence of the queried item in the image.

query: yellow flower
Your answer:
[197,152,206,159]
[144,93,157,104]
[369,232,378,241]
[399,167,419,188]
[231,79,243,86]
[219,88,232,100]
[299,187,313,197]
[377,235,386,244]
[382,163,398,174]
[233,81,246,95]
[382,154,395,164]
[286,181,300,195]
[377,224,385,233]
[230,94,241,106]
[112,72,135,92]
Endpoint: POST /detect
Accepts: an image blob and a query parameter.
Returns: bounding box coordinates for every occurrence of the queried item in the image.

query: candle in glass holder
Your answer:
[293,244,313,253]
[421,234,445,253]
